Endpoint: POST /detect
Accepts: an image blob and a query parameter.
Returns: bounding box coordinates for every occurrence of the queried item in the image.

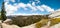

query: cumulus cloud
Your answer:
[7,13,43,16]
[5,0,27,16]
[4,0,15,2]
[10,0,15,2]
[5,2,18,16]
[27,3,37,11]
[30,4,54,12]
[56,9,60,11]
[50,9,60,13]
[4,0,54,16]
[32,2,36,6]
[36,6,44,11]
[41,5,54,12]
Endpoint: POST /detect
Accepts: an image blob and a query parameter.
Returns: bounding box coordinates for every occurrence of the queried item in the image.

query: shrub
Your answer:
[12,16,41,27]
[35,18,60,28]
[50,18,60,26]
[35,19,48,28]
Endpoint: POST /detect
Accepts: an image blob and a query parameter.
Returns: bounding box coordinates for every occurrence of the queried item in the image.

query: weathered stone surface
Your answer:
[49,11,60,18]
[0,19,21,28]
[50,23,60,28]
[2,23,20,28]
[0,20,2,28]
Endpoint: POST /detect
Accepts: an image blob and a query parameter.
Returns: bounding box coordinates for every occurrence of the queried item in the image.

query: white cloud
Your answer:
[5,2,18,15]
[4,0,9,2]
[10,0,15,2]
[5,1,27,16]
[32,2,36,6]
[7,13,43,16]
[5,0,54,16]
[56,9,60,11]
[30,4,54,12]
[36,6,44,11]
[18,3,26,7]
[27,3,37,11]
[4,0,15,2]
[41,5,54,12]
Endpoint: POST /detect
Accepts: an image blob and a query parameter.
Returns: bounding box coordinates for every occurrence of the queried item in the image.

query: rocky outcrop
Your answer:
[0,19,21,28]
[2,23,20,28]
[21,23,36,28]
[50,23,60,28]
[49,10,60,18]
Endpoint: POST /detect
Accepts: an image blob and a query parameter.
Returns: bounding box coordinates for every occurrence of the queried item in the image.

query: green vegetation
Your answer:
[12,15,42,27]
[0,11,1,19]
[50,18,60,26]
[0,12,1,19]
[1,2,7,21]
[36,19,48,28]
[12,15,50,27]
[35,18,60,28]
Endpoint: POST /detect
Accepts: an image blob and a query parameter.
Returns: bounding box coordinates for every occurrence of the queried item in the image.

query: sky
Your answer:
[0,0,4,10]
[0,0,60,16]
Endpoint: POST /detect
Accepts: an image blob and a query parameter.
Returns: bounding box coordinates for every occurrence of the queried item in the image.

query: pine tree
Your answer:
[1,2,7,21]
[0,12,1,19]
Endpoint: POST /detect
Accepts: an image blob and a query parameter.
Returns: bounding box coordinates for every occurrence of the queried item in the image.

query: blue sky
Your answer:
[0,0,60,15]
[0,0,3,10]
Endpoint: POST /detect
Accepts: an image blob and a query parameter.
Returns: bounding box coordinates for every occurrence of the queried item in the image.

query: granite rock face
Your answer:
[2,23,20,28]
[0,19,21,28]
[49,10,60,18]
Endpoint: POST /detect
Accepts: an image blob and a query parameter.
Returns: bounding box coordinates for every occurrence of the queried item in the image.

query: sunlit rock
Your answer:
[49,10,60,18]
[50,23,60,28]
[22,23,36,28]
[1,19,21,28]
[0,20,2,28]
